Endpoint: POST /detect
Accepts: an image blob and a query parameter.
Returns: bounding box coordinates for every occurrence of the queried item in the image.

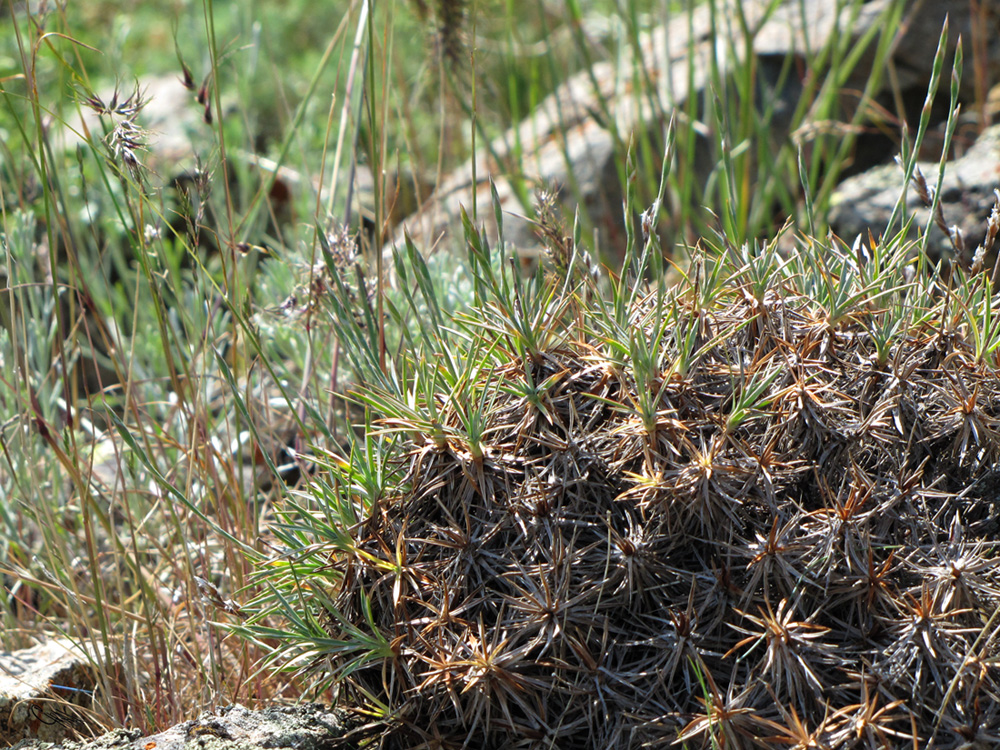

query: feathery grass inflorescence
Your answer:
[82,84,151,184]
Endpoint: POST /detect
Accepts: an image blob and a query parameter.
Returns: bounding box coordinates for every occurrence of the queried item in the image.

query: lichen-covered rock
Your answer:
[829,123,1000,261]
[0,639,99,745]
[9,704,359,750]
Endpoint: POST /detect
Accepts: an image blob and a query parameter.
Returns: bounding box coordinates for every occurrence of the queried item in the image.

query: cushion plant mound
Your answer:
[246,216,1000,748]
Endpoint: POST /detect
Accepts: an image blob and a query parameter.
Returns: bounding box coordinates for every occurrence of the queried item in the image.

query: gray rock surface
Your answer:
[829,123,1000,260]
[10,704,360,750]
[0,639,101,745]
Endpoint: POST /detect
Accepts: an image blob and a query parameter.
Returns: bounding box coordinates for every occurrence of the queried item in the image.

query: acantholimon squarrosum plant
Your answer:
[230,166,1000,748]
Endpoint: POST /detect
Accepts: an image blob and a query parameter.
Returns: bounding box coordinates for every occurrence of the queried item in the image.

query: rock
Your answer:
[395,0,995,260]
[9,704,360,750]
[828,122,1000,261]
[0,639,101,745]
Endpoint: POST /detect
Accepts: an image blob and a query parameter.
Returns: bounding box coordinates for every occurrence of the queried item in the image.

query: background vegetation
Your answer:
[1,0,998,746]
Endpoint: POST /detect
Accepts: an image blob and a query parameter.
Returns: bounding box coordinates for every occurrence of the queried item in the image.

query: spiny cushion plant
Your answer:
[240,169,1000,747]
